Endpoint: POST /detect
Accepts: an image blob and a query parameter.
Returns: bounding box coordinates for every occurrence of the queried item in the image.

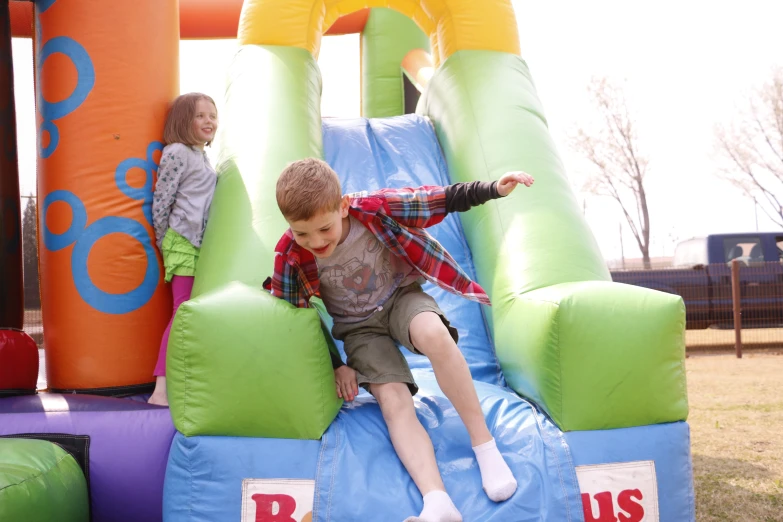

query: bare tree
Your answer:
[570,77,652,268]
[715,69,783,227]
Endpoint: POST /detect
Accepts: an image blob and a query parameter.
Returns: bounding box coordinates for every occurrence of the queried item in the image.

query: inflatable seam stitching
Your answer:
[678,299,689,420]
[179,305,190,434]
[0,452,74,493]
[532,403,573,521]
[317,311,328,437]
[328,423,340,519]
[314,429,327,516]
[559,423,581,520]
[187,436,196,518]
[309,1,326,57]
[556,299,563,427]
[686,425,695,519]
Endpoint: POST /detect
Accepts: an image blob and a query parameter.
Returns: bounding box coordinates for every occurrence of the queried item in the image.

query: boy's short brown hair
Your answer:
[276,158,343,222]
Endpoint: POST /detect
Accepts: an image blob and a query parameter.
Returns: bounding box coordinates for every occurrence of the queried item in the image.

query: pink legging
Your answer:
[154,275,194,376]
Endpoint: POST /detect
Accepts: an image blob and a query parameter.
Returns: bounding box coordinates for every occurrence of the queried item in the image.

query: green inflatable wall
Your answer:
[361,8,429,117]
[419,51,688,430]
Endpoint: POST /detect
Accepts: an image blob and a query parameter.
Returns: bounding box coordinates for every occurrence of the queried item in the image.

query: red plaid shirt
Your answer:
[265,185,491,309]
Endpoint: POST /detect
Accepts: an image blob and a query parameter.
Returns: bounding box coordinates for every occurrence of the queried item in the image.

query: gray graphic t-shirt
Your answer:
[317,216,420,323]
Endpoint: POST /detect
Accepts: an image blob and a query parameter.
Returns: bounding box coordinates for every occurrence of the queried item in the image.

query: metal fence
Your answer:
[612,260,783,355]
[23,308,43,347]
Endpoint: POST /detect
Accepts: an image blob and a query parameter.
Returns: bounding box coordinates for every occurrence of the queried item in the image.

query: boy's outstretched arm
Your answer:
[445,171,534,213]
[377,171,534,228]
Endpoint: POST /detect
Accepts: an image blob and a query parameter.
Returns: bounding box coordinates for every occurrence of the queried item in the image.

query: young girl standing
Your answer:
[148,92,218,406]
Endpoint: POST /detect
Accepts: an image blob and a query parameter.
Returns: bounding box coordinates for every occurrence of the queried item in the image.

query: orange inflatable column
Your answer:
[35,0,177,393]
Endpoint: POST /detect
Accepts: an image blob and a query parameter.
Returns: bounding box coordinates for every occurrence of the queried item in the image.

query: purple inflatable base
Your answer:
[0,393,175,522]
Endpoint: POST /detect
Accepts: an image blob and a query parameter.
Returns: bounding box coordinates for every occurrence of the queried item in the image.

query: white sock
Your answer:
[473,438,518,502]
[403,490,462,522]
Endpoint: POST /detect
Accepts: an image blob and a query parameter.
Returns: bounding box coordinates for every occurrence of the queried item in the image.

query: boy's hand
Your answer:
[335,365,359,402]
[497,171,535,197]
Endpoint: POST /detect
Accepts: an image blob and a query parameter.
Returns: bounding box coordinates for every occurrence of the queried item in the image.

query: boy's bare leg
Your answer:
[371,382,462,522]
[409,312,517,502]
[409,312,491,445]
[371,382,445,494]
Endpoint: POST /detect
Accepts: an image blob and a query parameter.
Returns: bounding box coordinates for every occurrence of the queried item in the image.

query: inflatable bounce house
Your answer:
[1,0,695,520]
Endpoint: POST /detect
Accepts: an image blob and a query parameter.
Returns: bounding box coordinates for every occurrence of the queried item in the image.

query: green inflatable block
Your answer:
[494,281,688,430]
[167,281,342,439]
[0,438,89,522]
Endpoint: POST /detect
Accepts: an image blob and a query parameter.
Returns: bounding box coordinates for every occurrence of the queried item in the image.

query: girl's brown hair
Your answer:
[163,92,217,147]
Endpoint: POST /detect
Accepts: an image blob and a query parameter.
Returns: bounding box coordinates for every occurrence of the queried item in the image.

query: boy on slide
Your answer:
[266,158,534,522]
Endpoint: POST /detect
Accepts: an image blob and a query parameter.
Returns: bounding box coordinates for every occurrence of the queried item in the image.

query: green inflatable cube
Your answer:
[167,281,342,439]
[495,281,688,431]
[0,438,89,522]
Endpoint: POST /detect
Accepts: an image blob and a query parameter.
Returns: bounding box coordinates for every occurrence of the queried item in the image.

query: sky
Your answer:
[10,0,783,263]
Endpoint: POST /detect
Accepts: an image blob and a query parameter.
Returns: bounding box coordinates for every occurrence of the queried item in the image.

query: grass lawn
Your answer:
[687,352,783,521]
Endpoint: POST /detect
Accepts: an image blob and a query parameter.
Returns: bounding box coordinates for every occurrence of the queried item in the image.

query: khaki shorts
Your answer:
[331,282,458,396]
